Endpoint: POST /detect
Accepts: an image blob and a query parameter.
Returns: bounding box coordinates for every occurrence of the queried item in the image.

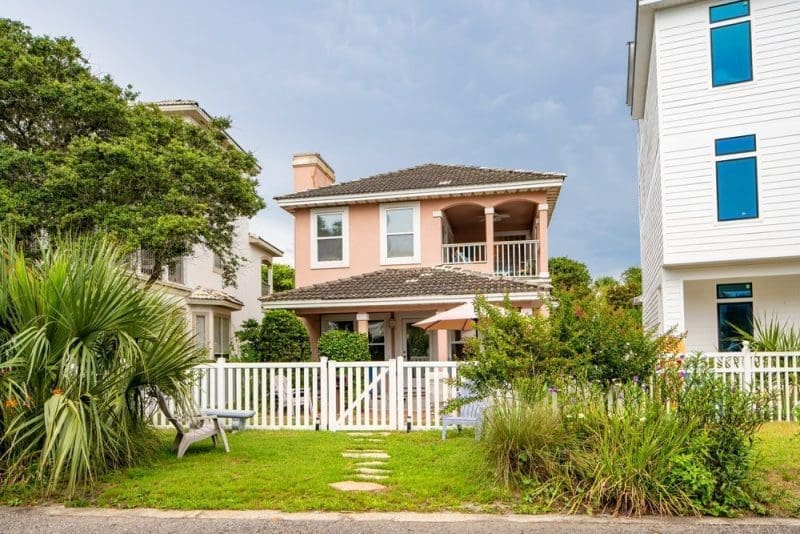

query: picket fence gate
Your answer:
[152,357,463,431]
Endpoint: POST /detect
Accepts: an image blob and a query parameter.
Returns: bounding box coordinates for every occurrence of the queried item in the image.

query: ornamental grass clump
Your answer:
[0,232,203,496]
[482,362,771,516]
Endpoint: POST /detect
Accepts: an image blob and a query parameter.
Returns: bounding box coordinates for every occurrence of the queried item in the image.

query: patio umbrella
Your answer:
[413,302,479,331]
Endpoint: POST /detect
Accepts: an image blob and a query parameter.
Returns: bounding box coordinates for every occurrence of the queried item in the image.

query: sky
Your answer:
[5,0,639,278]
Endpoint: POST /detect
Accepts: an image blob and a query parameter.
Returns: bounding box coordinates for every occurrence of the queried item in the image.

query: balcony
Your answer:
[442,240,539,278]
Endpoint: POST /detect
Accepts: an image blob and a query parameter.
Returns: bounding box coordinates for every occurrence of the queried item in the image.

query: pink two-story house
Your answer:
[262,153,565,361]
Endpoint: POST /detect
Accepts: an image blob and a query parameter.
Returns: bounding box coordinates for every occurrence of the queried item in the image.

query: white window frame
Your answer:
[311,207,349,269]
[380,201,421,265]
[193,313,210,353]
[213,313,232,358]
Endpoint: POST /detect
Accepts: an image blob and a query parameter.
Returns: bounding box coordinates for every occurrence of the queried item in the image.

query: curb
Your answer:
[5,506,800,526]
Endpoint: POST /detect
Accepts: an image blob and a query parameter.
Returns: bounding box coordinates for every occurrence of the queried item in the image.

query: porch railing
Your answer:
[441,242,486,264]
[494,240,538,277]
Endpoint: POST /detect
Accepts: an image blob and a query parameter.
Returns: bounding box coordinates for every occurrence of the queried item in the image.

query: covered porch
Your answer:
[261,266,548,361]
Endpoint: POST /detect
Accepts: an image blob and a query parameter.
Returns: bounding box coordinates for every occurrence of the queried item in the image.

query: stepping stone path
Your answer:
[330,432,394,492]
[329,481,385,492]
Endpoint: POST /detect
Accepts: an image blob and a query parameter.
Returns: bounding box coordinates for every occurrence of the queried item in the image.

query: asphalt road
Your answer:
[2,506,800,534]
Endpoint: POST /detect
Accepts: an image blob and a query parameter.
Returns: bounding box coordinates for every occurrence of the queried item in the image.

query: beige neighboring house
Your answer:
[132,100,283,358]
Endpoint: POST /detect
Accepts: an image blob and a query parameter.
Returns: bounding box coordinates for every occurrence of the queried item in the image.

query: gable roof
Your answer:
[262,266,547,309]
[275,163,565,212]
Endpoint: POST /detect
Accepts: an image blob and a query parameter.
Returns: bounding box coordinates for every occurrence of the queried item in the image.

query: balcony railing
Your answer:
[494,240,537,278]
[441,240,538,277]
[441,242,487,264]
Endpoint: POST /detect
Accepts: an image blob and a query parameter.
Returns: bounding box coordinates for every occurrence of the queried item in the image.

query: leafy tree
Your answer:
[0,20,264,284]
[236,310,309,362]
[318,329,370,362]
[606,266,643,311]
[549,256,591,294]
[263,263,295,292]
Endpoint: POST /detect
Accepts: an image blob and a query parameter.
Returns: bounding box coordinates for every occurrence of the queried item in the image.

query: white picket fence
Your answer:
[696,347,800,422]
[153,357,463,431]
[152,348,800,431]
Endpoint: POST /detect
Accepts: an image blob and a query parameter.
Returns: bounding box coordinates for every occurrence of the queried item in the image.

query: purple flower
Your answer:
[633,375,640,384]
[678,370,686,378]
[548,387,558,394]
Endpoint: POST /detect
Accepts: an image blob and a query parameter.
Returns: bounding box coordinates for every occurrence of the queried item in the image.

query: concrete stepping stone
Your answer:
[342,451,389,459]
[356,474,389,481]
[329,481,385,492]
[346,432,374,437]
[355,461,388,467]
[345,449,385,453]
[355,467,391,475]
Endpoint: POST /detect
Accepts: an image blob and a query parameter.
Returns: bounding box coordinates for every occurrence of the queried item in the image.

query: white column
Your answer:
[484,207,495,274]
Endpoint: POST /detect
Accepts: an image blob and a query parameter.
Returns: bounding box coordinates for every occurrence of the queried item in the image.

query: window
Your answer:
[717,282,752,299]
[368,320,385,361]
[717,282,753,352]
[449,330,475,361]
[311,208,348,268]
[325,320,354,332]
[213,315,231,358]
[715,134,758,221]
[710,0,750,23]
[194,314,207,351]
[380,202,420,264]
[710,2,753,87]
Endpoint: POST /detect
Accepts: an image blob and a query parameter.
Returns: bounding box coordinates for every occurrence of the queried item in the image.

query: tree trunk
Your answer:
[145,258,163,288]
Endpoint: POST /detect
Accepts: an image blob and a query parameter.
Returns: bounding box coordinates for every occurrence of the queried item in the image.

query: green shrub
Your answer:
[235,310,310,362]
[0,232,202,496]
[462,296,669,394]
[318,329,370,362]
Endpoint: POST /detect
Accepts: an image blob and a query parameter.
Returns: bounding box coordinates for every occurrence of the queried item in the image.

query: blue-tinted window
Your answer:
[710,1,750,23]
[717,283,752,299]
[718,301,753,352]
[716,157,758,221]
[711,21,753,86]
[715,134,756,156]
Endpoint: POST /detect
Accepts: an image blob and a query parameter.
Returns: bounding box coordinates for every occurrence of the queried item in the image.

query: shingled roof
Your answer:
[262,267,544,305]
[275,163,564,202]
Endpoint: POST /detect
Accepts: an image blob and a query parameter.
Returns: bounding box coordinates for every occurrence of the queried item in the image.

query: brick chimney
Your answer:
[292,153,335,193]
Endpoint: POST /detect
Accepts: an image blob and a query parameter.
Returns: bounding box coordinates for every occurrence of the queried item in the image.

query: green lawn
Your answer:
[755,422,800,517]
[92,429,511,512]
[3,423,798,514]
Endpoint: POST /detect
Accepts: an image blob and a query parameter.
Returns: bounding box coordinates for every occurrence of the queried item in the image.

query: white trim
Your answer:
[356,313,370,321]
[276,179,565,209]
[310,207,349,269]
[379,201,421,266]
[262,291,543,310]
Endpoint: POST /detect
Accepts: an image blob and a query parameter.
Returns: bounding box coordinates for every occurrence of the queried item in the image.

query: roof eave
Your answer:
[249,234,284,257]
[275,178,565,211]
[261,291,545,310]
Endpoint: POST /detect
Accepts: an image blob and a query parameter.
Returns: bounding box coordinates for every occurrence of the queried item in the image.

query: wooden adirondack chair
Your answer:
[155,389,230,458]
[441,387,488,441]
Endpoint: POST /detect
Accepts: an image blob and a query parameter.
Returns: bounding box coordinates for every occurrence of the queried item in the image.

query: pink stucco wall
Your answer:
[294,191,549,288]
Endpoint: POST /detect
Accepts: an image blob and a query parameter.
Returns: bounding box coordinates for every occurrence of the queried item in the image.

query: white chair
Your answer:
[274,374,315,414]
[155,388,229,458]
[441,387,488,440]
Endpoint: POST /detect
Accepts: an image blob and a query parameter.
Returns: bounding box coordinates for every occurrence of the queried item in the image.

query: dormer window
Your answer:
[380,202,420,265]
[311,207,349,268]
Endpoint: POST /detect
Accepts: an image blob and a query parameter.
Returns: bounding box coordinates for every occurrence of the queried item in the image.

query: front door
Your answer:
[403,320,431,361]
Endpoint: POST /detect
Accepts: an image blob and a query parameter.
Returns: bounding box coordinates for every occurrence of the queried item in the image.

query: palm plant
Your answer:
[731,314,800,352]
[0,231,203,495]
